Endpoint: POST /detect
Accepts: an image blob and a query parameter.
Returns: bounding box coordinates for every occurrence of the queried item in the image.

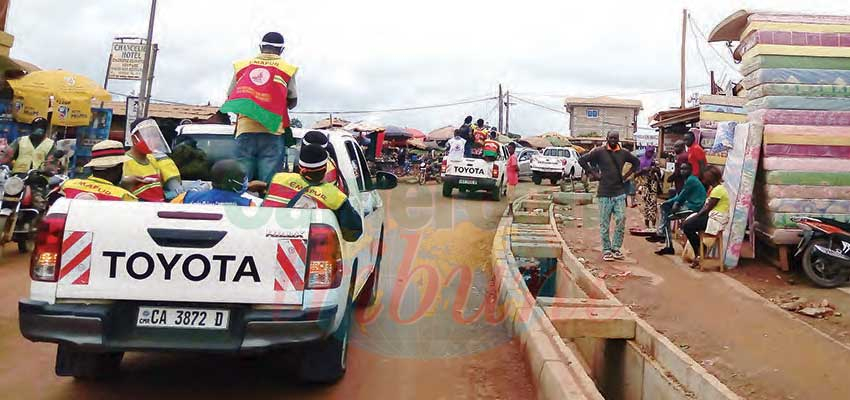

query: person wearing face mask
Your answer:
[171,159,255,206]
[649,162,707,256]
[10,117,55,174]
[122,119,182,202]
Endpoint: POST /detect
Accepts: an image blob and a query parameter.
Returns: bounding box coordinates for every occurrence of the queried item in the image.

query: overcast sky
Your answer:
[6,0,848,135]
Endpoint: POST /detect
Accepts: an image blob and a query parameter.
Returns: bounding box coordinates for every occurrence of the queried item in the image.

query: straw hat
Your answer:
[84,140,131,169]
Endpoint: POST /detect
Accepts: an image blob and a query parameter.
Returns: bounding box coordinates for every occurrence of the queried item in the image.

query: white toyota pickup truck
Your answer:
[440,144,508,201]
[530,146,583,185]
[19,131,396,383]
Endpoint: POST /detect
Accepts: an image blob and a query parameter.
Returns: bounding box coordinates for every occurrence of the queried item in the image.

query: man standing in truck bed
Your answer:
[222,32,298,183]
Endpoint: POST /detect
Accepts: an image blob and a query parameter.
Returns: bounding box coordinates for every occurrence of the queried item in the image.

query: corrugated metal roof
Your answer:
[101,101,220,120]
[564,96,643,110]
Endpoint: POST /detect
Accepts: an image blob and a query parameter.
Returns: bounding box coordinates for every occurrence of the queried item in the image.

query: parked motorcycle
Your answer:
[793,216,850,288]
[0,169,51,254]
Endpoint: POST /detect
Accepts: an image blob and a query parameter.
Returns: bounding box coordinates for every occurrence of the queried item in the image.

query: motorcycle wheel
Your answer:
[802,238,849,288]
[18,239,34,254]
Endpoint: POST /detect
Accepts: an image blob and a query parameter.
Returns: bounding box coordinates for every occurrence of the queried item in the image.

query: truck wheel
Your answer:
[356,228,383,307]
[297,272,356,383]
[442,183,453,198]
[491,186,502,201]
[532,173,542,185]
[55,344,123,379]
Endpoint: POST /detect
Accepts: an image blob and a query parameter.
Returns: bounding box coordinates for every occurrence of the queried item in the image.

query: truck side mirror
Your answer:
[374,171,398,190]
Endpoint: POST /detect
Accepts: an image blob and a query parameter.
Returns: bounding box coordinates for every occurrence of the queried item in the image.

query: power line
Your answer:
[512,83,712,99]
[688,14,741,74]
[511,96,567,115]
[689,18,712,79]
[289,96,497,115]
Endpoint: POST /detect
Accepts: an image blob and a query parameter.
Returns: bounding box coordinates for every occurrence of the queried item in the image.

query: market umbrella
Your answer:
[343,121,383,132]
[406,138,442,150]
[383,125,411,138]
[495,134,512,144]
[518,136,551,149]
[427,125,457,141]
[7,70,111,127]
[405,127,426,139]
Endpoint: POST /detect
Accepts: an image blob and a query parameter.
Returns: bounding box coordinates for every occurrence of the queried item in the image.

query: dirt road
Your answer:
[557,202,850,400]
[0,184,534,399]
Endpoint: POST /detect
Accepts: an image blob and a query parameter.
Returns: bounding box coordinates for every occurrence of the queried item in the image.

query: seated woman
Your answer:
[682,166,730,268]
[651,162,707,255]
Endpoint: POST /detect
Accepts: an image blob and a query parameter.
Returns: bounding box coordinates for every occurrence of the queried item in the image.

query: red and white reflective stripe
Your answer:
[57,231,93,285]
[274,239,306,291]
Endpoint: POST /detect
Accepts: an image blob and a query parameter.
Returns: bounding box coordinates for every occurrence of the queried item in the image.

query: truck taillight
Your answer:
[30,213,67,282]
[305,224,343,290]
[441,159,447,173]
[562,159,568,165]
[492,164,500,178]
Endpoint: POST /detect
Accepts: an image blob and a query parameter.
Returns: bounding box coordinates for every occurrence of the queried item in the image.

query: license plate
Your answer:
[459,179,477,185]
[137,306,229,330]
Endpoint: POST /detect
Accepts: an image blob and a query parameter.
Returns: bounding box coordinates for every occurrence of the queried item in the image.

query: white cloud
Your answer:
[6,0,849,135]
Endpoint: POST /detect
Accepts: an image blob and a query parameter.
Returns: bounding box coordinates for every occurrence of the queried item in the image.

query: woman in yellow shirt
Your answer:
[682,166,730,268]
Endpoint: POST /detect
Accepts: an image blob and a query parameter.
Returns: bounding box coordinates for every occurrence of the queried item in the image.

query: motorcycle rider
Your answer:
[122,119,182,201]
[59,140,137,201]
[8,117,55,174]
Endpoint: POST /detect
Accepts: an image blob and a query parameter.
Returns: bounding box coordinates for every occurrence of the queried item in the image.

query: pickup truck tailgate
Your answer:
[56,201,313,305]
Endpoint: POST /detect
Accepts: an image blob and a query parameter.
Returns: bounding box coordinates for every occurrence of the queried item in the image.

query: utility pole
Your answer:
[680,8,688,109]
[497,84,504,133]
[137,0,157,119]
[504,91,511,136]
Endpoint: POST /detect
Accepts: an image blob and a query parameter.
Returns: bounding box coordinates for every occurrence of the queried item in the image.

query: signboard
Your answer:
[125,96,140,146]
[108,41,148,80]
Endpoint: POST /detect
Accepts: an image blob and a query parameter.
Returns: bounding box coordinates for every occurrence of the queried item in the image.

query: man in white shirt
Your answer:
[446,129,467,162]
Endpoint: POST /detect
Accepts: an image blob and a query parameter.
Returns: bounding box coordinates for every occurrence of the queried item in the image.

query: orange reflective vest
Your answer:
[264,173,347,209]
[60,177,138,201]
[229,54,298,135]
[473,128,488,145]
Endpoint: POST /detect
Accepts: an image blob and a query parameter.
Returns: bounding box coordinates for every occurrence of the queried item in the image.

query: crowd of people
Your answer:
[580,130,729,269]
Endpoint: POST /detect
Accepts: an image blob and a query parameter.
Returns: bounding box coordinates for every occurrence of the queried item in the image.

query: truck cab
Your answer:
[530,146,583,185]
[19,131,394,383]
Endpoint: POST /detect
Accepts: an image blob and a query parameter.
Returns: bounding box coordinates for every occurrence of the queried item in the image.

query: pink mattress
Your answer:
[762,156,850,171]
[764,124,850,137]
[763,144,850,158]
[764,184,850,200]
[736,31,850,59]
[750,109,850,126]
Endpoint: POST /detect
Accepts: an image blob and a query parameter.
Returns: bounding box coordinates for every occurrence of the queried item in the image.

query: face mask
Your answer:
[132,134,153,155]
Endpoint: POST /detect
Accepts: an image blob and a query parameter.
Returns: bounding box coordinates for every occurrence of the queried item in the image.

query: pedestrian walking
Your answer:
[635,146,661,228]
[578,131,640,262]
[506,143,520,211]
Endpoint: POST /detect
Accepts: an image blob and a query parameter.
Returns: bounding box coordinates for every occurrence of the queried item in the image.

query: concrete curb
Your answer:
[548,207,743,400]
[491,193,604,400]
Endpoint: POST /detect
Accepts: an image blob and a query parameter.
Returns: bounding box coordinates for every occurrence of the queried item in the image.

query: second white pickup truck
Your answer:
[440,144,509,201]
[19,131,395,383]
[530,146,583,186]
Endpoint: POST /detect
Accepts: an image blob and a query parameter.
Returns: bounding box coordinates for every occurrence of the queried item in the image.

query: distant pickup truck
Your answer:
[441,144,509,201]
[19,131,396,383]
[530,146,583,185]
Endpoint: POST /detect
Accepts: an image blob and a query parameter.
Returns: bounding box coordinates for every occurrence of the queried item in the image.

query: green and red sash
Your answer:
[221,55,298,132]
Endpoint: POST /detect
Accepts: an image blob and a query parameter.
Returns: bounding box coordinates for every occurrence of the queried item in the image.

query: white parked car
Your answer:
[530,147,583,185]
[441,144,509,201]
[19,131,395,384]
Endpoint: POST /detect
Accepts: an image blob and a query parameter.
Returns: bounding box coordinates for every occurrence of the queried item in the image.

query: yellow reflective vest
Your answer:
[13,136,54,173]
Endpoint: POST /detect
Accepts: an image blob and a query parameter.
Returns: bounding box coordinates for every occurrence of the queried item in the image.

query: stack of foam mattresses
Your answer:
[735,12,850,244]
[699,95,748,168]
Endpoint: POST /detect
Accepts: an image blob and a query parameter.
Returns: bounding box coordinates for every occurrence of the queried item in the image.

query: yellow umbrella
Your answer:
[7,70,111,127]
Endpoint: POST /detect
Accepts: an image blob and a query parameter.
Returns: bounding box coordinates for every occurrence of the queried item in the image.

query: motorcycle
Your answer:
[418,159,442,185]
[0,169,51,254]
[793,216,850,288]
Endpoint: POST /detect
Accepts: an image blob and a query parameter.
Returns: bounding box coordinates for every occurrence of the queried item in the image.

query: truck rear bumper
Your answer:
[19,299,338,352]
[443,176,498,190]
